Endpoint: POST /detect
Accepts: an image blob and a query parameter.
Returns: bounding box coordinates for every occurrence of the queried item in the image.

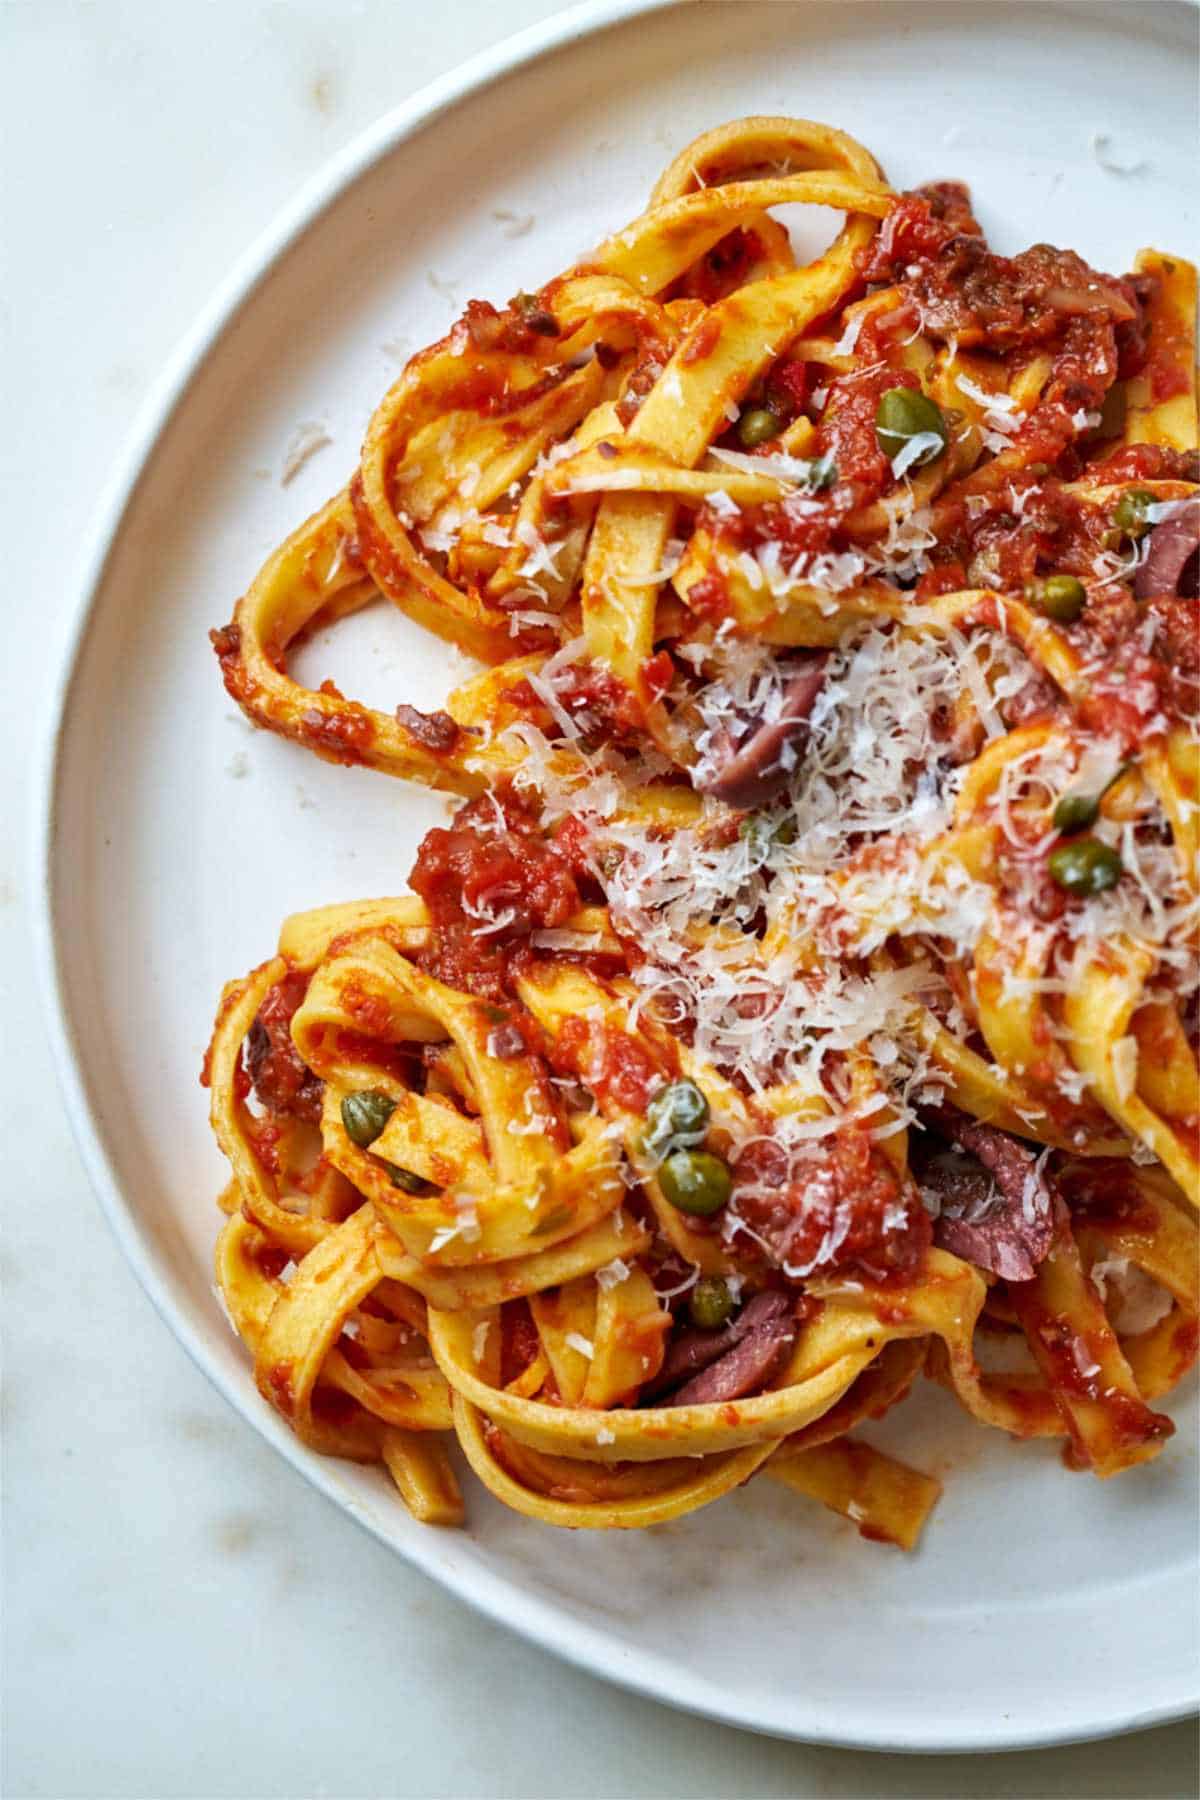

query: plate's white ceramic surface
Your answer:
[38,0,1199,1751]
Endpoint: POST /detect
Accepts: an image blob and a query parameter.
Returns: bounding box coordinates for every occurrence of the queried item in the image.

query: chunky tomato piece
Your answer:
[731,1125,931,1281]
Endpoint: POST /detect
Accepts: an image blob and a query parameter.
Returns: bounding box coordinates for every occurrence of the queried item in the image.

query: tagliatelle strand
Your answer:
[203,116,1199,1546]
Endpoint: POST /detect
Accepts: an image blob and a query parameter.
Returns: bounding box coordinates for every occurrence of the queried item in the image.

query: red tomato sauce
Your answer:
[298,681,375,766]
[408,790,588,1002]
[672,227,767,307]
[551,1015,667,1114]
[503,659,659,741]
[244,972,324,1123]
[817,364,915,497]
[731,1124,932,1282]
[500,1299,541,1385]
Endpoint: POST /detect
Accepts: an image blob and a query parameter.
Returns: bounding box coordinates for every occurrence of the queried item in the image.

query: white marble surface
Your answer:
[4,3,1197,1795]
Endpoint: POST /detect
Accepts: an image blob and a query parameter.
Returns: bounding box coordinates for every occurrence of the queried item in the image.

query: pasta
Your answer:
[204,118,1198,1547]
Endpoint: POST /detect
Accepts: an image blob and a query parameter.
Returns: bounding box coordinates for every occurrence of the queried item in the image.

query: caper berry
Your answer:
[805,452,838,490]
[379,1161,439,1196]
[875,387,948,466]
[341,1089,396,1147]
[738,815,772,861]
[658,1148,732,1217]
[738,811,796,861]
[1053,761,1132,836]
[738,407,782,448]
[1025,574,1086,622]
[1048,838,1123,895]
[1111,488,1155,540]
[1052,791,1100,835]
[642,1080,710,1157]
[688,1276,734,1330]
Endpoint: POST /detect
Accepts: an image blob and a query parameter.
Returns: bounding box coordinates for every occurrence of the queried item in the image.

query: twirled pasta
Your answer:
[204,118,1198,1546]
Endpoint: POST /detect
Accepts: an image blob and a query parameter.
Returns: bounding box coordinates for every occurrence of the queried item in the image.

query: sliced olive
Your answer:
[1048,838,1123,895]
[738,407,782,448]
[1052,791,1100,835]
[659,1148,732,1217]
[1093,381,1127,441]
[379,1160,438,1196]
[341,1089,396,1147]
[875,388,947,466]
[688,1276,734,1330]
[1112,488,1155,540]
[1025,574,1086,622]
[642,1080,710,1157]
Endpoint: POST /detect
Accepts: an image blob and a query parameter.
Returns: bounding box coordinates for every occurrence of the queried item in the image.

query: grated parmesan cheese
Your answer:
[1110,1035,1140,1105]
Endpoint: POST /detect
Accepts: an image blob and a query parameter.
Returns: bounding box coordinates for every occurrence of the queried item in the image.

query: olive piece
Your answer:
[1112,488,1155,540]
[379,1161,439,1197]
[642,1079,710,1157]
[659,1148,732,1217]
[875,388,947,466]
[1052,791,1100,835]
[738,407,782,448]
[689,1276,734,1330]
[1048,838,1123,895]
[341,1089,396,1147]
[1026,574,1086,622]
[1093,381,1127,441]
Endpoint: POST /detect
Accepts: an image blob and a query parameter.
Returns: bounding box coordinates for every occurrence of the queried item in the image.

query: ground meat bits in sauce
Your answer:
[861,190,1139,352]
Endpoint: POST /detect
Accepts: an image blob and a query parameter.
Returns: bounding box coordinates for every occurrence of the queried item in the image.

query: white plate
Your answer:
[36,0,1199,1752]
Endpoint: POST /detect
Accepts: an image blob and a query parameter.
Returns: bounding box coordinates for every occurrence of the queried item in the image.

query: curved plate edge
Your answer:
[30,0,1198,1753]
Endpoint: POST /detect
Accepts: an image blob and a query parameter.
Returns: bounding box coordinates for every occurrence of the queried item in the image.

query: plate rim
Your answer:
[31,0,1199,1753]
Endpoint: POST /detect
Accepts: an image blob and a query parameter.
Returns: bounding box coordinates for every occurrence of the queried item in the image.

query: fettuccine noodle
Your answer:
[204,119,1198,1547]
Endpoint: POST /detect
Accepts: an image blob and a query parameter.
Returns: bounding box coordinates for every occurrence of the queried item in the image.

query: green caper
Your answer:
[738,407,782,448]
[379,1161,439,1196]
[1052,762,1133,837]
[1048,838,1123,895]
[341,1089,396,1147]
[658,1148,732,1217]
[1111,488,1155,540]
[739,812,796,852]
[1052,790,1100,835]
[642,1079,710,1157]
[689,1276,734,1330]
[875,387,947,466]
[1025,574,1086,622]
[738,815,773,861]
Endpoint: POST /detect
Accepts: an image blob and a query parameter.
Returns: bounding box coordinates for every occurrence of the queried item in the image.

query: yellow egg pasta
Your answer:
[203,118,1198,1547]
